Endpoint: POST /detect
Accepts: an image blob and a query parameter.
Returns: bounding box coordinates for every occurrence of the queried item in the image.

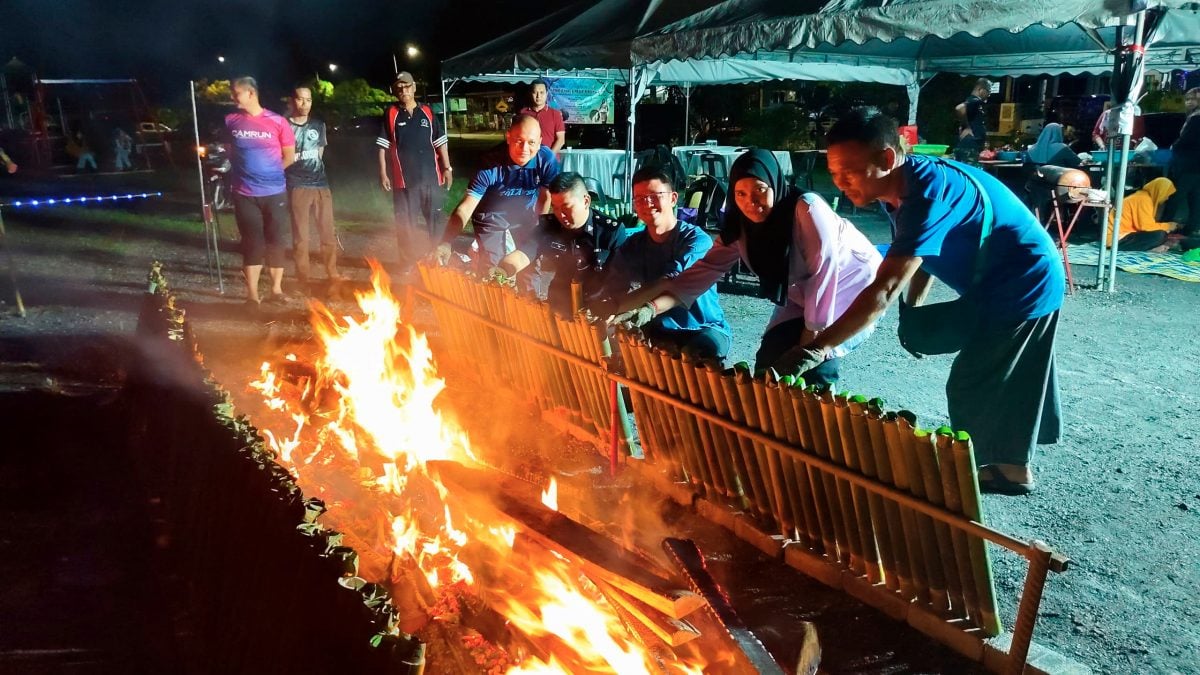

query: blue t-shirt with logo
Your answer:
[886,155,1065,324]
[467,146,560,233]
[605,220,730,336]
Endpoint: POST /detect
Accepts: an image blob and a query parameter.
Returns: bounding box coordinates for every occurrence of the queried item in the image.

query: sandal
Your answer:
[977,465,1035,496]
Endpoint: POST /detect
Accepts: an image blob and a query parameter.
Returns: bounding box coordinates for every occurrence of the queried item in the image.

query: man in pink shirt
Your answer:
[225,76,295,312]
[520,79,566,152]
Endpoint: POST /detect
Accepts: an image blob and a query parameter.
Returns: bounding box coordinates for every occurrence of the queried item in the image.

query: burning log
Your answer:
[598,580,702,648]
[428,460,707,621]
[662,537,817,675]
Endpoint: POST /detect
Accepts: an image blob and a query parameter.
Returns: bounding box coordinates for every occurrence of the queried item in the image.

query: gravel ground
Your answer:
[1,156,1198,673]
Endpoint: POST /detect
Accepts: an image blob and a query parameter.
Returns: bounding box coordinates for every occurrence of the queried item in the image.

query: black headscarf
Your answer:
[720,148,798,306]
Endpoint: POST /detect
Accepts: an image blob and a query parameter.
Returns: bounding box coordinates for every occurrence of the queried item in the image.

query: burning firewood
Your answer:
[663,537,820,675]
[428,459,707,622]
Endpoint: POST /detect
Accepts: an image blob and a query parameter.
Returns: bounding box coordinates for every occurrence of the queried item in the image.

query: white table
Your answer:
[558,149,629,200]
[671,145,794,180]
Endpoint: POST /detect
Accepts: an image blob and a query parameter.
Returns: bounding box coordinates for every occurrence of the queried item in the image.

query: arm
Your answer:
[281,145,296,168]
[437,144,452,189]
[377,148,391,191]
[497,250,531,277]
[808,254,925,352]
[0,148,15,174]
[442,193,480,245]
[905,268,935,306]
[536,186,551,215]
[279,118,296,168]
[551,130,566,153]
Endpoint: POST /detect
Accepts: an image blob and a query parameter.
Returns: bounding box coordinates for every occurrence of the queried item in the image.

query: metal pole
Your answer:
[0,209,27,317]
[1097,135,1116,287]
[1105,9,1147,293]
[393,53,399,76]
[626,68,638,207]
[1,74,13,128]
[191,81,223,292]
[440,78,450,140]
[683,83,691,145]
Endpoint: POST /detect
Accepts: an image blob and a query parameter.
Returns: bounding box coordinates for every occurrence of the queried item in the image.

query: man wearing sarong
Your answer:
[780,107,1065,495]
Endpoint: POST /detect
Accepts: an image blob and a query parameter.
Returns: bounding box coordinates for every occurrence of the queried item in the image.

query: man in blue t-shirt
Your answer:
[598,167,732,360]
[784,107,1064,495]
[439,115,560,265]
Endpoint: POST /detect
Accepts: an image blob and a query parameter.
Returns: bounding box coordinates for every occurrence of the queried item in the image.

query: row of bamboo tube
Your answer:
[132,264,424,673]
[419,264,616,444]
[417,266,1002,638]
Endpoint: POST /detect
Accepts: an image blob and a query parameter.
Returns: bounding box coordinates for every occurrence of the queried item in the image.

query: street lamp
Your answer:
[406,45,419,58]
[217,55,225,63]
[328,63,338,73]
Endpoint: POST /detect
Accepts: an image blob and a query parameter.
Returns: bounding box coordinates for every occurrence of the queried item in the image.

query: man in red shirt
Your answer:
[521,79,565,152]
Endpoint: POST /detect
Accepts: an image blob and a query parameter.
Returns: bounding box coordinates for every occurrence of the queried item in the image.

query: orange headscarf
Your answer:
[1108,177,1176,239]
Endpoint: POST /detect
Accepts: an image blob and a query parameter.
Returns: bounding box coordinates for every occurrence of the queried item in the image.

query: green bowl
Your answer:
[911,144,950,156]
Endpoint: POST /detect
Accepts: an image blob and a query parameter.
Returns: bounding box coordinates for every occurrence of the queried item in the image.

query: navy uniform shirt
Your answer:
[467,146,560,233]
[286,117,328,189]
[516,208,627,314]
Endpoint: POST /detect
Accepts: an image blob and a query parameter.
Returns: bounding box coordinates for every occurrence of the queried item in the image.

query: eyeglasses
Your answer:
[632,191,674,205]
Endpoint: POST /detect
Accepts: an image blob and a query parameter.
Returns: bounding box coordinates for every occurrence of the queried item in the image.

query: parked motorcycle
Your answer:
[199,142,232,210]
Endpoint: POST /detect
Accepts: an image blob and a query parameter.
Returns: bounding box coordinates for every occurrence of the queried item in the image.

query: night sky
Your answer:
[1,0,553,99]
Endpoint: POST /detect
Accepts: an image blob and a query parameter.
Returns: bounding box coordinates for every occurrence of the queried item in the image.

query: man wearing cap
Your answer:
[377,71,452,273]
[520,79,566,152]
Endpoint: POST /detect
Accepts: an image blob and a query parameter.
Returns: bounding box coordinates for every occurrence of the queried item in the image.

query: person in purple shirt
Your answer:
[225,76,295,312]
[612,149,881,386]
[438,115,559,266]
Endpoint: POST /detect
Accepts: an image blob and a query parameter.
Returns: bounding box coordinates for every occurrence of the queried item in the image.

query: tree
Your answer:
[195,79,231,104]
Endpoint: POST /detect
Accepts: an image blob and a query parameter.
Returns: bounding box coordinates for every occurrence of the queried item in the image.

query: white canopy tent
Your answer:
[442,0,1198,287]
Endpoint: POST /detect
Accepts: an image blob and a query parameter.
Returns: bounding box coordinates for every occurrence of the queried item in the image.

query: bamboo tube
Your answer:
[786,382,833,555]
[703,363,756,512]
[626,336,681,473]
[661,348,716,494]
[843,395,889,585]
[761,376,804,539]
[915,426,961,614]
[934,428,973,621]
[734,366,782,526]
[881,412,931,603]
[898,421,949,611]
[616,334,670,471]
[771,375,820,549]
[750,375,795,535]
[681,354,738,499]
[506,295,547,409]
[556,316,600,431]
[952,433,1002,636]
[717,367,771,520]
[669,352,724,497]
[799,387,851,564]
[817,391,864,569]
[832,393,879,580]
[641,342,691,476]
[863,399,908,594]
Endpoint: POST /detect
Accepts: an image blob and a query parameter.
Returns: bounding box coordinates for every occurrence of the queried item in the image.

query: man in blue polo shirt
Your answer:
[599,167,732,360]
[439,115,559,265]
[783,107,1064,495]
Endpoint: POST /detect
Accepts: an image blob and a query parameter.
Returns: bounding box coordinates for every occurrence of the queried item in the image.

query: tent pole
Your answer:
[1097,135,1117,288]
[440,78,450,139]
[683,83,691,145]
[626,67,637,209]
[906,80,920,125]
[191,80,222,292]
[1105,8,1147,293]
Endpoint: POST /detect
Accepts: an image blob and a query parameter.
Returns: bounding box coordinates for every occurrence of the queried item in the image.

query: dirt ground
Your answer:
[1,149,1198,674]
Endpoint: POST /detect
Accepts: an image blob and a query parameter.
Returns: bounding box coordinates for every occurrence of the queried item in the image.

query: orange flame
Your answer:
[248,262,703,673]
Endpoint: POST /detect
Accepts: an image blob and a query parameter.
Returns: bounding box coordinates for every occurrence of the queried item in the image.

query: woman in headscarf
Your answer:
[610,149,881,387]
[1107,176,1179,251]
[1026,123,1080,168]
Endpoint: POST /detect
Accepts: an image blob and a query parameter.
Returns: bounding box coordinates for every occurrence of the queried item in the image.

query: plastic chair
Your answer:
[682,175,726,233]
[698,153,728,182]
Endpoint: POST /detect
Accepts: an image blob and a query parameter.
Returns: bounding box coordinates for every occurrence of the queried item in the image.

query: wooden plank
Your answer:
[599,580,702,647]
[429,460,706,620]
[662,537,789,675]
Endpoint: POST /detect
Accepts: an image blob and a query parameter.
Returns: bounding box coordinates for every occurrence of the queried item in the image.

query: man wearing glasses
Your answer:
[377,71,452,275]
[598,167,731,360]
[494,171,626,315]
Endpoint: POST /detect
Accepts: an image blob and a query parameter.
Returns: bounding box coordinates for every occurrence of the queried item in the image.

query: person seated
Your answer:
[1026,123,1081,168]
[1107,177,1180,251]
[439,115,560,266]
[611,149,881,388]
[596,167,732,361]
[495,171,627,315]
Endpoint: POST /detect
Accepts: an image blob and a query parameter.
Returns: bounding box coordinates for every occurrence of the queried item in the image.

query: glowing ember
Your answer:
[248,262,703,673]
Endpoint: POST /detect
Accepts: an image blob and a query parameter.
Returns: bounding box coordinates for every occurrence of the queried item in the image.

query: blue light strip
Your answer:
[0,191,164,208]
